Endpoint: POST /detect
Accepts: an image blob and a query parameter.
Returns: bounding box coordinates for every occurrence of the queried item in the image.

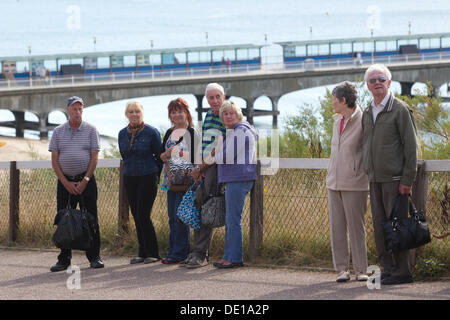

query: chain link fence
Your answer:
[0,160,448,268]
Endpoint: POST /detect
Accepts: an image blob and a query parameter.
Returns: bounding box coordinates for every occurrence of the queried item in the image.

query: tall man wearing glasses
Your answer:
[362,64,418,285]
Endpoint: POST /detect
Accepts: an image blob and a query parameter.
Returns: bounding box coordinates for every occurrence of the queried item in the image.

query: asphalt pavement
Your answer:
[0,247,448,301]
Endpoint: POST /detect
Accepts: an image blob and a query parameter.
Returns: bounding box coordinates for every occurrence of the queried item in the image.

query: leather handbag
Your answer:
[382,194,431,254]
[176,182,202,231]
[201,196,226,228]
[201,182,226,228]
[166,157,194,192]
[52,195,95,251]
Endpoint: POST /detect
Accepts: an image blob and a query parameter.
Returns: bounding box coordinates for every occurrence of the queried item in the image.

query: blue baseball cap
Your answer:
[67,96,84,107]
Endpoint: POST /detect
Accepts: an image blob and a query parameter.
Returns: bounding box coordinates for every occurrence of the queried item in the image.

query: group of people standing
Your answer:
[49,82,258,272]
[48,63,419,286]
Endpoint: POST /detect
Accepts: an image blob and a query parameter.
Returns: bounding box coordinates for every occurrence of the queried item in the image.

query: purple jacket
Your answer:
[215,121,258,183]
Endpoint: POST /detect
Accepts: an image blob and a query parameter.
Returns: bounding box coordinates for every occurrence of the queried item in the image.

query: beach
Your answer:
[0,136,112,161]
[0,137,52,161]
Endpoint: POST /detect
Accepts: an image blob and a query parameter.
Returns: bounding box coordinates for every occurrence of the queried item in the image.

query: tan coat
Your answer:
[326,107,369,191]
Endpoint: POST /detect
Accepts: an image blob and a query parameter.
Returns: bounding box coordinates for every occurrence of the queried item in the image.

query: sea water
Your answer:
[0,0,449,147]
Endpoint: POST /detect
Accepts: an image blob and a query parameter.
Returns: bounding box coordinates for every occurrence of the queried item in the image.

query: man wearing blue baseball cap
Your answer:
[49,96,104,271]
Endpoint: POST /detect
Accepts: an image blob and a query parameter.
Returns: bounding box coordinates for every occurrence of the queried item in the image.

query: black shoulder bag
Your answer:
[201,181,226,229]
[382,194,431,254]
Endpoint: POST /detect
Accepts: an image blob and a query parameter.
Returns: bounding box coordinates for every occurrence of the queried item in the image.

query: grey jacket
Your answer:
[361,92,418,186]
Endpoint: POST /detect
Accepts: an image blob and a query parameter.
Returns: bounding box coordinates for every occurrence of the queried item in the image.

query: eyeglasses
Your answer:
[368,76,387,84]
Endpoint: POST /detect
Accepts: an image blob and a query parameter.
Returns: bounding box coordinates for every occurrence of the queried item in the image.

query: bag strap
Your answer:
[191,181,203,191]
[408,195,419,217]
[66,194,72,209]
[66,194,87,212]
[388,194,403,220]
[79,195,87,212]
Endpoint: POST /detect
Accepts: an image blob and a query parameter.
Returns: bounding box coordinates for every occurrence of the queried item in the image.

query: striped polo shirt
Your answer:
[49,121,100,176]
[201,109,226,159]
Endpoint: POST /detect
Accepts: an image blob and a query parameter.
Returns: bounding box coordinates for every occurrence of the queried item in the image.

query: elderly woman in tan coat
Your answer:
[326,81,369,282]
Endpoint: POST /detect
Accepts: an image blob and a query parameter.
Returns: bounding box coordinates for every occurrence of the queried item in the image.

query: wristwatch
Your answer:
[83,176,90,182]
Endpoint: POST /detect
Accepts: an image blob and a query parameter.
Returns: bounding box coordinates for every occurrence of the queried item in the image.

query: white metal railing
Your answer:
[1,51,450,90]
[0,158,448,172]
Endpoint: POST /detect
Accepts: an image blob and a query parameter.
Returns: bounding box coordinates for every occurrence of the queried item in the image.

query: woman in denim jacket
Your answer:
[118,101,163,264]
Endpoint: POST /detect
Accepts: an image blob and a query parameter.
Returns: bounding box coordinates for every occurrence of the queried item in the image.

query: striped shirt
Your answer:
[49,121,100,176]
[201,109,226,158]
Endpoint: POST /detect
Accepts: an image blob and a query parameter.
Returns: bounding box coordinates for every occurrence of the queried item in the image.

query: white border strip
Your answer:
[259,158,330,170]
[0,161,10,170]
[1,158,449,172]
[17,160,52,170]
[97,158,121,168]
[15,158,121,170]
[425,160,450,172]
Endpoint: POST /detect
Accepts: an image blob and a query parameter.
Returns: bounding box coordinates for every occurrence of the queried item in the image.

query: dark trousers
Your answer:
[370,181,414,277]
[191,165,218,261]
[56,175,101,264]
[193,225,214,261]
[124,173,160,259]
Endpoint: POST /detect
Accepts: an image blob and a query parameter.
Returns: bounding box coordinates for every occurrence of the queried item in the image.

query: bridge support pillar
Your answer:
[12,111,25,138]
[269,96,281,128]
[429,82,441,98]
[400,81,414,97]
[195,94,204,122]
[38,113,49,139]
[244,98,255,125]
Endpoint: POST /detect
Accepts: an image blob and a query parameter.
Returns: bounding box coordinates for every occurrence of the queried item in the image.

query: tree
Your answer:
[398,83,449,160]
[284,104,324,158]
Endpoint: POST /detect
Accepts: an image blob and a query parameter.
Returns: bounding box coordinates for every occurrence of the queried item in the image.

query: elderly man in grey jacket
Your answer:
[362,64,418,285]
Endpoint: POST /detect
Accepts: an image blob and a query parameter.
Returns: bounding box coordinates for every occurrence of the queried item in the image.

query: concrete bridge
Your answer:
[0,59,449,138]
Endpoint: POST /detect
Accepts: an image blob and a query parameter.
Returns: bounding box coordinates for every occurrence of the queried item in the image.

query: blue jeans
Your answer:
[166,190,190,259]
[223,180,254,263]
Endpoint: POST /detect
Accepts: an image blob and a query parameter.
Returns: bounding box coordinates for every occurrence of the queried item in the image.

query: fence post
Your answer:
[411,160,428,265]
[117,160,129,246]
[9,161,20,244]
[249,160,263,261]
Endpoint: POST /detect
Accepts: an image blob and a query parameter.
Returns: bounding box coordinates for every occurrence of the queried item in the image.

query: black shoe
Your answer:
[161,257,185,265]
[50,262,70,272]
[130,257,145,264]
[213,261,244,269]
[381,272,391,280]
[144,257,160,264]
[90,259,105,269]
[381,275,413,285]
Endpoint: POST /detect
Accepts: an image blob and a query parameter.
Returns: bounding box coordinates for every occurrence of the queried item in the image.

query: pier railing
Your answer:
[0,158,448,266]
[1,50,450,90]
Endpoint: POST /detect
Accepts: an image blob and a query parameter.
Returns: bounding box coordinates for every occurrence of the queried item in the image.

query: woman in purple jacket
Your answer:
[212,100,258,269]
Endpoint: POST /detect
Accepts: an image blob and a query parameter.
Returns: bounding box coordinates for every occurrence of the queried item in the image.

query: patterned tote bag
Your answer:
[176,182,202,231]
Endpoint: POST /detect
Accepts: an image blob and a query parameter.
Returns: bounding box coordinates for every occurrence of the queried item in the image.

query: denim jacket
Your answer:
[118,124,163,176]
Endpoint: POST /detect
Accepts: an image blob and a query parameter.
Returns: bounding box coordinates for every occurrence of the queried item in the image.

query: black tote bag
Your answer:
[52,195,95,251]
[382,194,431,254]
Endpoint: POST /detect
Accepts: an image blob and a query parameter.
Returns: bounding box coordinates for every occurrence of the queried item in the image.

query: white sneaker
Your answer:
[356,273,369,281]
[336,271,350,282]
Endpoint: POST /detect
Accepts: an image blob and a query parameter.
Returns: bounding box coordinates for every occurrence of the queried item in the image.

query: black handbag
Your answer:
[201,196,226,228]
[201,183,226,228]
[52,195,95,251]
[382,194,431,254]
